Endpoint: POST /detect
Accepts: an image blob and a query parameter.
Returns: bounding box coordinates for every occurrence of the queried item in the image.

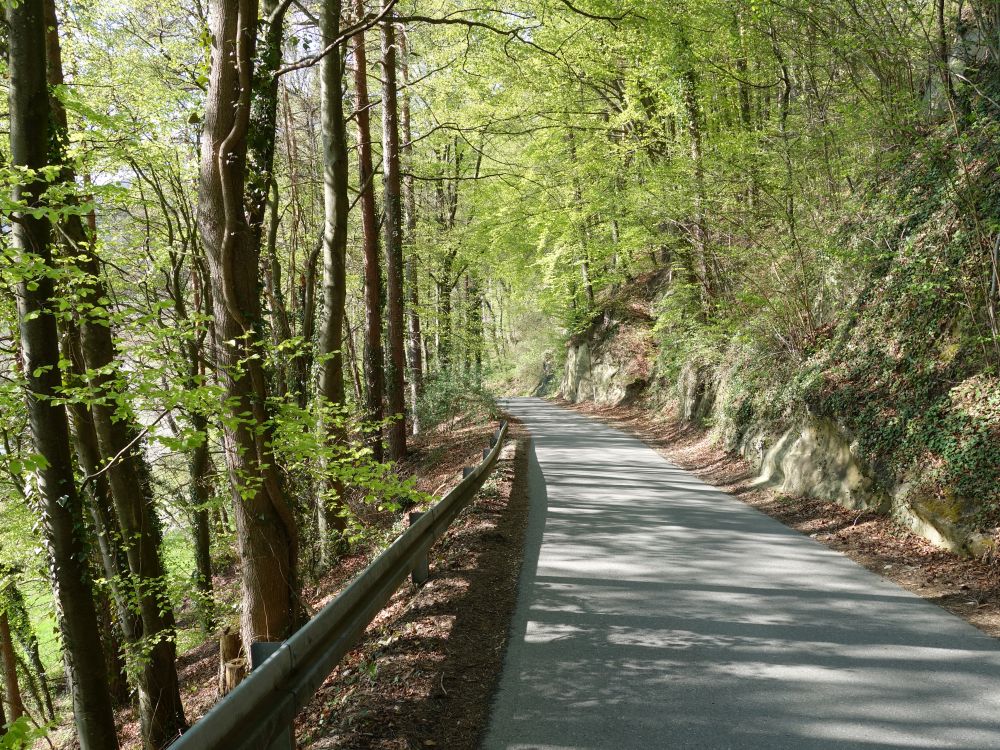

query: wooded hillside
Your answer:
[1,0,998,747]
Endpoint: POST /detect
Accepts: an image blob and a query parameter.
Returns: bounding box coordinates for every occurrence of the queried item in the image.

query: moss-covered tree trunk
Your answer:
[381,6,408,459]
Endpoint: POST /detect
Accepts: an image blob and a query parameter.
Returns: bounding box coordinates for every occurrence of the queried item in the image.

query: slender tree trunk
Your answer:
[399,26,423,434]
[189,412,216,633]
[343,313,364,404]
[8,4,119,747]
[566,132,595,309]
[938,0,957,106]
[198,0,298,652]
[76,285,187,749]
[43,4,187,743]
[469,276,484,378]
[264,183,293,398]
[64,327,141,646]
[381,6,407,459]
[437,253,457,369]
[679,31,714,318]
[733,4,758,207]
[6,585,55,721]
[64,329,141,711]
[247,0,289,245]
[169,266,216,634]
[249,0,294,399]
[296,243,321,410]
[317,0,351,557]
[94,587,131,709]
[0,613,24,724]
[352,5,386,460]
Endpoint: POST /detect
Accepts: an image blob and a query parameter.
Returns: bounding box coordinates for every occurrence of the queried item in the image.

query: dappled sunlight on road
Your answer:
[483,398,1000,750]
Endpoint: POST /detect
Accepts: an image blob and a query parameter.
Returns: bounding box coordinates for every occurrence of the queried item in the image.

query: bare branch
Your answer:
[275,0,398,78]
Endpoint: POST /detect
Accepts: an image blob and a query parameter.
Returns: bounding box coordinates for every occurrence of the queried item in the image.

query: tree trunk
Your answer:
[189,413,216,633]
[437,258,455,369]
[381,7,408,459]
[0,613,24,724]
[6,584,56,721]
[938,0,957,107]
[77,300,187,749]
[198,0,298,652]
[8,4,119,747]
[94,586,131,709]
[249,0,294,399]
[466,275,484,380]
[295,243,321,410]
[61,333,135,712]
[64,326,142,647]
[343,313,364,404]
[317,0,351,558]
[352,5,386,460]
[733,3,758,208]
[218,627,244,696]
[399,26,423,434]
[679,30,714,318]
[43,4,187,744]
[263,183,293,398]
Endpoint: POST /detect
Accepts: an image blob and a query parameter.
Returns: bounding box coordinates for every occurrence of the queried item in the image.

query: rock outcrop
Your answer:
[677,363,992,555]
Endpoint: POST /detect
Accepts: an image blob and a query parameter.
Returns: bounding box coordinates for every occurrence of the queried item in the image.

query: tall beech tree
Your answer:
[399,26,424,435]
[317,0,351,552]
[43,4,188,743]
[197,0,298,650]
[352,3,386,460]
[6,3,119,748]
[381,5,408,459]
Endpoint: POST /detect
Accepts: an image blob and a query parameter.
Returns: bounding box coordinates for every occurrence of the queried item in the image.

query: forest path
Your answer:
[482,397,1000,749]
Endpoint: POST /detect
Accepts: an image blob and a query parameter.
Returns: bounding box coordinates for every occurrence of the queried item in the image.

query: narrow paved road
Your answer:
[483,398,1000,749]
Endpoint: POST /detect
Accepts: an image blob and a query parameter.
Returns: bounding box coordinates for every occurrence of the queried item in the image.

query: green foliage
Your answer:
[416,372,499,432]
[0,717,52,750]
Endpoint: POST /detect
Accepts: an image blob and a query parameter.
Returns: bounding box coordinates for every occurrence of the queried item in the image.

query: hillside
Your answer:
[555,114,1000,554]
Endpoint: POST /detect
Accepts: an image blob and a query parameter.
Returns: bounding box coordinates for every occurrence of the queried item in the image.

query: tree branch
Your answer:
[275,0,398,77]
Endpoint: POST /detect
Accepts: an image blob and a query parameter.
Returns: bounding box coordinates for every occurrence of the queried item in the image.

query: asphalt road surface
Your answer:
[482,397,1000,749]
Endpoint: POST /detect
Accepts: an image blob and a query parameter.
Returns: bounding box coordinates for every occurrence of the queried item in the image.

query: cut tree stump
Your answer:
[218,627,245,696]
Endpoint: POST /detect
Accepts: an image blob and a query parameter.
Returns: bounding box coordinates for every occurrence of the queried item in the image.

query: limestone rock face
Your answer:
[554,288,991,556]
[740,417,889,513]
[560,333,648,406]
[683,362,989,556]
[677,362,716,424]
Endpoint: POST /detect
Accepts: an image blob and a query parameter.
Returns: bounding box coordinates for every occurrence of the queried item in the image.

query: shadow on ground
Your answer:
[483,398,1000,750]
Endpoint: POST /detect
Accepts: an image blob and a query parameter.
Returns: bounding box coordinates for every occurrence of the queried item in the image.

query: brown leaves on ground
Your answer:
[297,422,530,749]
[564,398,1000,640]
[156,420,529,750]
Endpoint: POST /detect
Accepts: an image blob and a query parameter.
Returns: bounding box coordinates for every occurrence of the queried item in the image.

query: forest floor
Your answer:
[560,398,1000,641]
[109,417,530,750]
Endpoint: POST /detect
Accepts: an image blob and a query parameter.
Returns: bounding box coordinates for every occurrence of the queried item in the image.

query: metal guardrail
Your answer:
[170,421,509,750]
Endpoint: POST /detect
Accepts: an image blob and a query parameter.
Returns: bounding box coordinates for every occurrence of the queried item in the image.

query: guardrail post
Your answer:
[482,447,490,460]
[250,642,295,750]
[463,467,474,478]
[491,426,502,447]
[407,512,429,584]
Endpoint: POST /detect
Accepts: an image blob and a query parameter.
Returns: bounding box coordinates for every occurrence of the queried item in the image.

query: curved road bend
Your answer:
[483,397,1000,750]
